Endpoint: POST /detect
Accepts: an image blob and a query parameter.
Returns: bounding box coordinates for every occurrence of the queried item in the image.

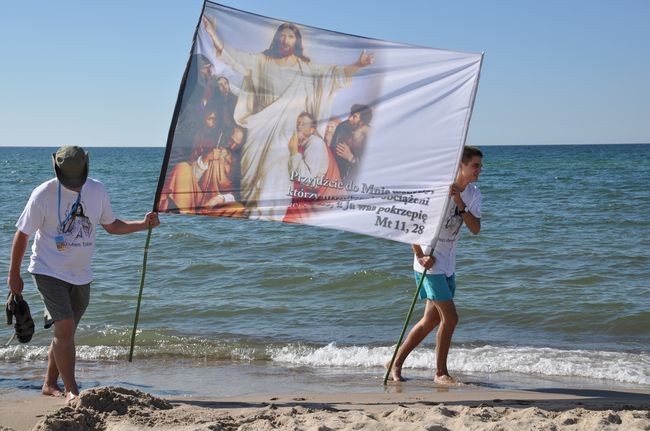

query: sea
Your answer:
[0,144,649,399]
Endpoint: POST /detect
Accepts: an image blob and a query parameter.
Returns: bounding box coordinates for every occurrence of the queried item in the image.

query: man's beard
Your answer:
[279,45,294,56]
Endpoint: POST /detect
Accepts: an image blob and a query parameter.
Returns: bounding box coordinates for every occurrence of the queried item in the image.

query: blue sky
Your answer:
[1,0,648,147]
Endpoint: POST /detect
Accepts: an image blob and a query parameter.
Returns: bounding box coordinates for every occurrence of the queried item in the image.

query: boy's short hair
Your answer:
[462,146,482,163]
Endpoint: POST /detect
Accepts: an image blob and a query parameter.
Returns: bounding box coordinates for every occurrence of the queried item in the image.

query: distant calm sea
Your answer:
[1,145,649,397]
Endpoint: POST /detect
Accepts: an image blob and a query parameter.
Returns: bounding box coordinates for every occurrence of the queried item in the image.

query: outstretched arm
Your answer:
[202,16,224,56]
[343,50,374,76]
[103,212,160,235]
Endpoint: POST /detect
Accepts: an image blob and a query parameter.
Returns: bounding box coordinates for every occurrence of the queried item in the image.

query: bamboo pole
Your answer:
[128,226,153,362]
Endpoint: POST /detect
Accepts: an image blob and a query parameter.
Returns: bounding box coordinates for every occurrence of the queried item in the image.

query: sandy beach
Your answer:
[1,383,648,431]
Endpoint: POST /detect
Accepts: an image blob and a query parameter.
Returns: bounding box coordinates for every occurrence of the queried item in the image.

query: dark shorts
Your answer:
[31,274,90,329]
[415,271,456,301]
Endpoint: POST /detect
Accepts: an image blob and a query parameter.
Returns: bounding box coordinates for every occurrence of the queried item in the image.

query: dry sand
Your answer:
[1,385,649,431]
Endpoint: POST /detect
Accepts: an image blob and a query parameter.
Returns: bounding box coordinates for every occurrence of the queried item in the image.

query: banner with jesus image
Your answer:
[156,1,483,246]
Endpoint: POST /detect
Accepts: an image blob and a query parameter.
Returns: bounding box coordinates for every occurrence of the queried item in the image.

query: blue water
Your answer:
[1,144,649,396]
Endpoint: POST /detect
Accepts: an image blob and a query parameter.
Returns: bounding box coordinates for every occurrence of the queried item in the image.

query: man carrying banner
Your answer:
[201,17,373,221]
[388,146,483,384]
[7,146,160,403]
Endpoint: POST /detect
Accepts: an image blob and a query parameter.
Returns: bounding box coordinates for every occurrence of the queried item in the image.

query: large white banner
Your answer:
[156,1,483,246]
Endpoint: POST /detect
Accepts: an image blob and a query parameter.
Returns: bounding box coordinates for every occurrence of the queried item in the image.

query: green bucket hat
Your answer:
[52,146,89,188]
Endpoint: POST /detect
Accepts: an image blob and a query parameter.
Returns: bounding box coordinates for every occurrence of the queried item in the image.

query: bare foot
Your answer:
[42,383,64,397]
[385,360,406,382]
[65,392,79,405]
[434,374,463,386]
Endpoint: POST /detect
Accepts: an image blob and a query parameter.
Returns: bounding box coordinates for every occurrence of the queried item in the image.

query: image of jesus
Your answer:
[202,16,373,220]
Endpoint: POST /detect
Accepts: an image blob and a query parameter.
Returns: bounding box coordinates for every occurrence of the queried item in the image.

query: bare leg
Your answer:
[432,300,459,383]
[50,318,79,402]
[387,301,440,381]
[41,341,64,396]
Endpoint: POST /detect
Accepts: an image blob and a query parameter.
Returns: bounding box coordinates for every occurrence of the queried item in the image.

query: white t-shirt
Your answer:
[414,183,482,276]
[16,178,116,285]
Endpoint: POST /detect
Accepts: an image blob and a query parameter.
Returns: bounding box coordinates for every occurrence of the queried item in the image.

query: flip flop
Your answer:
[6,293,35,343]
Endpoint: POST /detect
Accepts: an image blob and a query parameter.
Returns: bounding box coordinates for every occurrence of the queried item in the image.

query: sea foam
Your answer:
[269,343,650,386]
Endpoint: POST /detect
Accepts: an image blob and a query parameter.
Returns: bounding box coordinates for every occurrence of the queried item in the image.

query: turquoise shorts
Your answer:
[415,271,456,301]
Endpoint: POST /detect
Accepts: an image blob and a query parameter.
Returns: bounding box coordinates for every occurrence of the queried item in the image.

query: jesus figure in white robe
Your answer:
[202,17,373,221]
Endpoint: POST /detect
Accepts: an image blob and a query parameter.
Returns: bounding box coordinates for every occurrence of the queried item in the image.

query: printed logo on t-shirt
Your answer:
[58,202,93,247]
[441,205,463,242]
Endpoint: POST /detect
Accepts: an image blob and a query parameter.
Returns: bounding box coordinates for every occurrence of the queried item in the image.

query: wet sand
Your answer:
[2,384,649,430]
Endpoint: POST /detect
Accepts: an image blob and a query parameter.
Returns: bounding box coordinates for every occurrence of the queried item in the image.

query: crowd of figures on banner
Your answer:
[160,54,248,218]
[159,17,376,223]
